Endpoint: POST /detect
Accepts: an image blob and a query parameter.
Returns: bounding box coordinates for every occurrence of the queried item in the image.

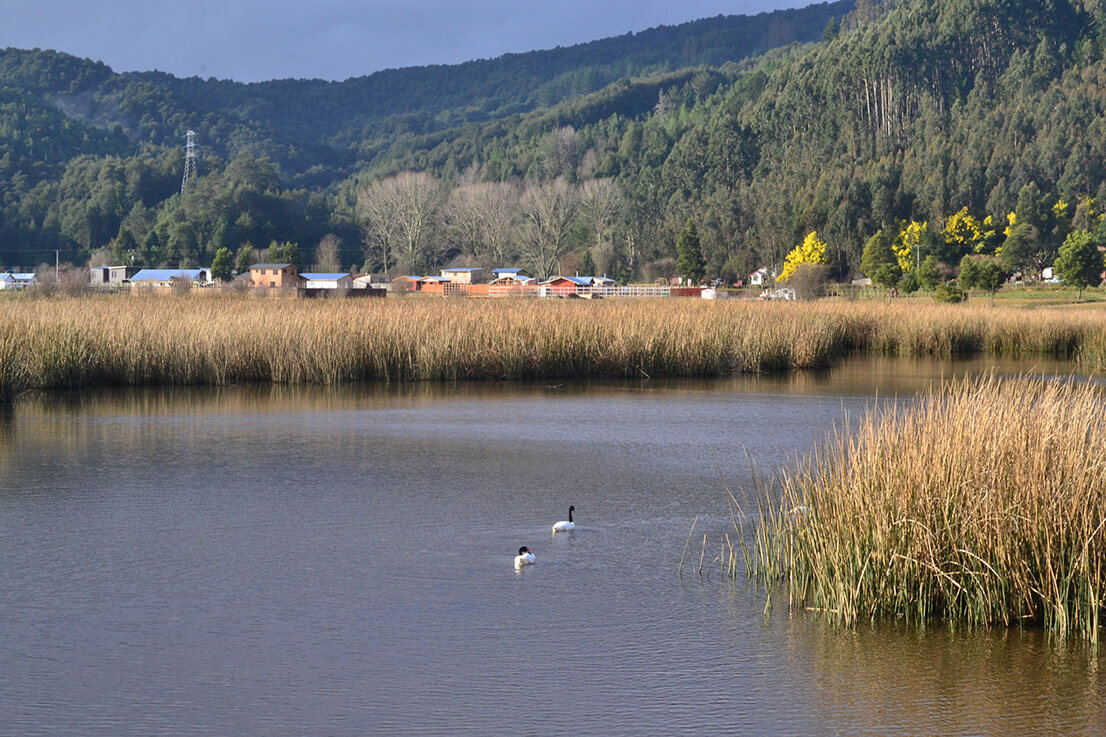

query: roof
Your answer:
[492,268,524,275]
[441,267,483,272]
[543,276,590,286]
[300,273,350,280]
[417,275,451,282]
[130,269,206,282]
[250,263,295,269]
[393,275,421,281]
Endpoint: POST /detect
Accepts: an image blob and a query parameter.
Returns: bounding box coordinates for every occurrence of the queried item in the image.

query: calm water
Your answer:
[1,356,1103,736]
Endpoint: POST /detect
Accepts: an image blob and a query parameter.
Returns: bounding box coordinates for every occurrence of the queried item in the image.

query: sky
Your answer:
[1,0,812,83]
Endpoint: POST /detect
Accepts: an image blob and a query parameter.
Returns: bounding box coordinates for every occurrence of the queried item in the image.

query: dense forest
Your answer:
[3,0,1106,289]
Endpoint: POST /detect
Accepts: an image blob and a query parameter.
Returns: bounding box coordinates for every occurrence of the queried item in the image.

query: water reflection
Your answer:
[0,355,1102,736]
[800,621,1105,736]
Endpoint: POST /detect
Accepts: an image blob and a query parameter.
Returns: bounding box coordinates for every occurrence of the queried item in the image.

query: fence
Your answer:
[435,283,722,299]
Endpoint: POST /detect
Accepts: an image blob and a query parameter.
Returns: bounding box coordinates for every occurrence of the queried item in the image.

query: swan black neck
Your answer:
[568,506,574,522]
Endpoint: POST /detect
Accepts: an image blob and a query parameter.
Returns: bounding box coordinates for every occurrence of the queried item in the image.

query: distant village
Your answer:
[1,264,768,299]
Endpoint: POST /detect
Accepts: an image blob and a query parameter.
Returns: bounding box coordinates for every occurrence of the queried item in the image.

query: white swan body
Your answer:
[514,546,536,568]
[552,505,575,533]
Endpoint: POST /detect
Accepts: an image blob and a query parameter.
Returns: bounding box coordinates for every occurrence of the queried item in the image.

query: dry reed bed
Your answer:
[747,375,1106,643]
[2,295,1106,398]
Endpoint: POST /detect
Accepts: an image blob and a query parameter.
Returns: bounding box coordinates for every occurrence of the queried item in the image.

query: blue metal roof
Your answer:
[130,269,205,282]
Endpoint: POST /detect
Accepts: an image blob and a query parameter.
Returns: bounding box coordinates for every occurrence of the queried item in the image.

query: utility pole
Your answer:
[181,130,198,194]
[55,250,59,284]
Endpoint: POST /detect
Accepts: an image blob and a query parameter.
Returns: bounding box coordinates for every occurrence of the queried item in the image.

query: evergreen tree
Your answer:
[1054,230,1103,299]
[236,243,255,274]
[675,218,705,284]
[860,230,899,282]
[211,247,234,281]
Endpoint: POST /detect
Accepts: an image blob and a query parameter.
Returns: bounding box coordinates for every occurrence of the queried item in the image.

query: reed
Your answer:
[2,295,1106,398]
[746,375,1106,643]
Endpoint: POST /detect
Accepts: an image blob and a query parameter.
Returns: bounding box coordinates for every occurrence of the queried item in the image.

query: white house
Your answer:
[89,266,134,286]
[749,267,772,286]
[129,268,211,288]
[490,268,534,286]
[353,274,389,289]
[586,276,616,288]
[440,267,485,284]
[0,272,37,289]
[301,272,354,289]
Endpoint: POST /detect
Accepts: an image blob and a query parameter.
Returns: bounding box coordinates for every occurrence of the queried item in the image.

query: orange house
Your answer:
[249,263,302,289]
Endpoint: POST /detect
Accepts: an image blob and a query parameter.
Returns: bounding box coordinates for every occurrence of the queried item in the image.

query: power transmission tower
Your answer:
[181,129,198,194]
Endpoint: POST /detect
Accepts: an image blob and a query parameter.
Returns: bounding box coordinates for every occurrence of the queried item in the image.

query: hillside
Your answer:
[0,2,849,183]
[4,0,1106,291]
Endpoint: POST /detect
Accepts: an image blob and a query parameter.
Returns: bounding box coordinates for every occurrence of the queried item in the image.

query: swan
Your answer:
[514,546,536,568]
[552,505,576,533]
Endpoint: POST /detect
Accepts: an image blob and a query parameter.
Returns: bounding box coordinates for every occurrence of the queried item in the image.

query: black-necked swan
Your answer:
[514,546,536,568]
[552,505,576,533]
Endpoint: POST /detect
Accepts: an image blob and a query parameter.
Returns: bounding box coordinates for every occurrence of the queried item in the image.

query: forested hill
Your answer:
[4,0,1106,291]
[0,1,850,180]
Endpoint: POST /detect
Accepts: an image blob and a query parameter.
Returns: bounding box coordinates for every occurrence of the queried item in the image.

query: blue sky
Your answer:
[1,0,812,83]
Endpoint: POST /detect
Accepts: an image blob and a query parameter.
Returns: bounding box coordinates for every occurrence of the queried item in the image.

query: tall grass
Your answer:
[2,295,1106,399]
[746,375,1106,644]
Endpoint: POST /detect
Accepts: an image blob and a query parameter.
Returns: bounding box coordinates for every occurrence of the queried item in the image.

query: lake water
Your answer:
[1,356,1103,736]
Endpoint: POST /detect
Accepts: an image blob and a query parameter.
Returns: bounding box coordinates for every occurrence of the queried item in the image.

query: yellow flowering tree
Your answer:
[976,215,1003,255]
[943,207,984,256]
[892,220,927,272]
[778,231,828,282]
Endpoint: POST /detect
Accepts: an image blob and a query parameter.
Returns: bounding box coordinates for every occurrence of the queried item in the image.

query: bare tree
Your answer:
[312,234,342,272]
[535,126,579,179]
[358,172,446,274]
[442,180,521,267]
[579,178,625,276]
[516,177,579,280]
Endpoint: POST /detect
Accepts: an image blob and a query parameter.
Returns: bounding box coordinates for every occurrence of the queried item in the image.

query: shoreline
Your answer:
[3,295,1105,400]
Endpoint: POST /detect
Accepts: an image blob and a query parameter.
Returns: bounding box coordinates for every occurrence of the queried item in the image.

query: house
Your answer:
[129,269,211,289]
[301,272,354,289]
[353,274,389,289]
[540,276,591,296]
[389,275,421,292]
[89,266,136,286]
[248,263,302,289]
[749,268,772,286]
[0,272,37,289]
[440,267,485,284]
[417,276,451,294]
[490,269,535,286]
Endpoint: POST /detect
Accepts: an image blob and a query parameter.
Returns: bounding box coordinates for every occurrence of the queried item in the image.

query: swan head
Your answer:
[518,546,531,556]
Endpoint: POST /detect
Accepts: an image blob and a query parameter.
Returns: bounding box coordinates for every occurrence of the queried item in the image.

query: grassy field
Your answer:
[744,375,1106,644]
[2,293,1106,399]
